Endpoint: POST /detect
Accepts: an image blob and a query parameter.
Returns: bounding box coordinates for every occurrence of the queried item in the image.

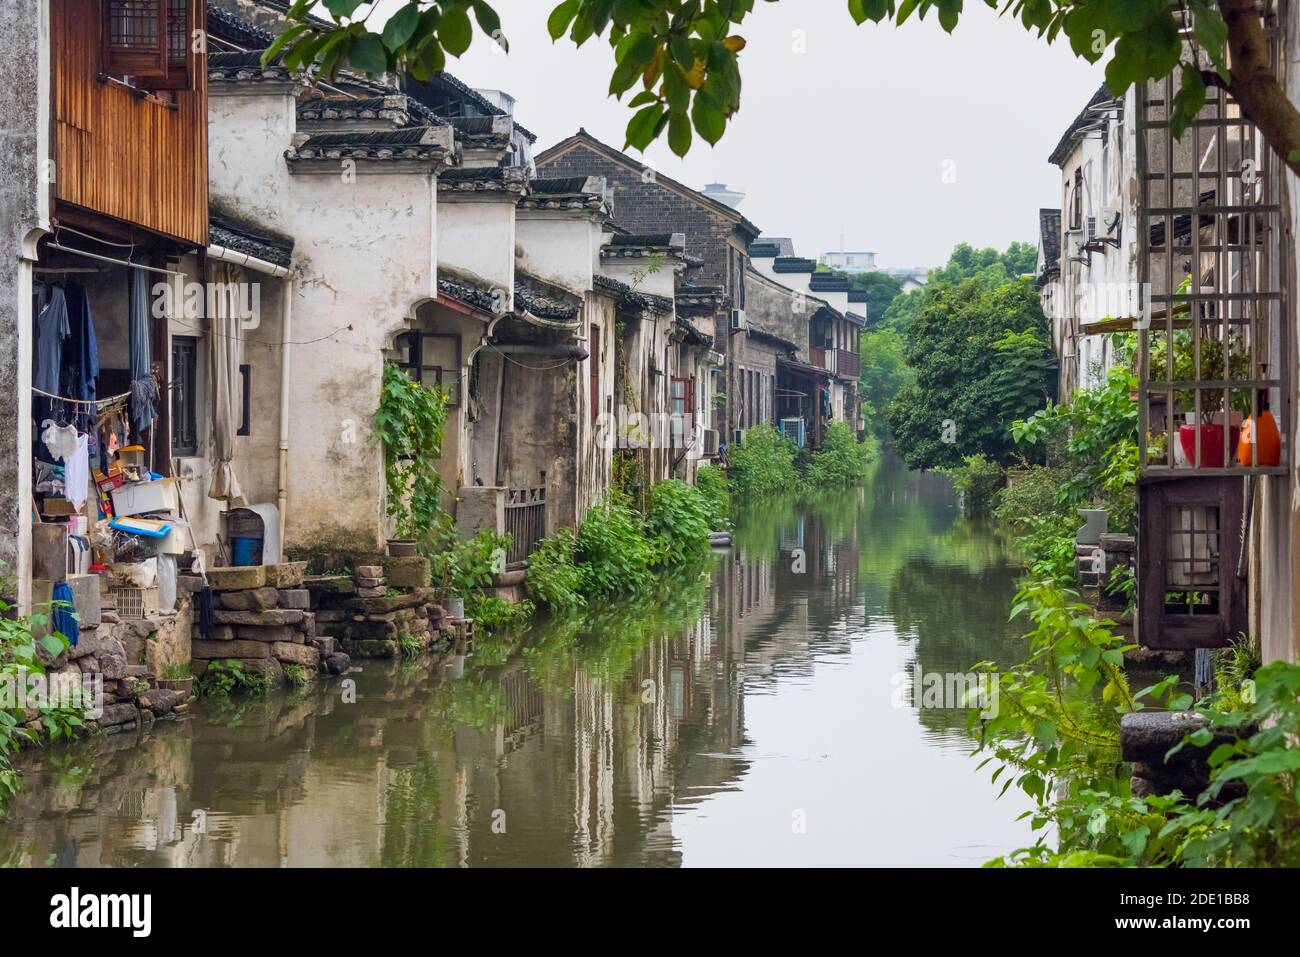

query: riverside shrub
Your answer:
[645,479,713,567]
[805,422,877,487]
[525,528,586,613]
[728,425,798,498]
[694,464,730,528]
[574,495,655,596]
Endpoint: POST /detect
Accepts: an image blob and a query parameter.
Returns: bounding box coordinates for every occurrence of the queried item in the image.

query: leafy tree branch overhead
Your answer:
[268,0,1300,172]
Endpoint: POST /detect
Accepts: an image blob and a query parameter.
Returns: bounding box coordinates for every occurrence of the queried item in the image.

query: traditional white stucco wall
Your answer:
[208,83,440,554]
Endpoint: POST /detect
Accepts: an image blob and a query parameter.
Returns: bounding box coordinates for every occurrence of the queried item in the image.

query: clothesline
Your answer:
[31,386,132,408]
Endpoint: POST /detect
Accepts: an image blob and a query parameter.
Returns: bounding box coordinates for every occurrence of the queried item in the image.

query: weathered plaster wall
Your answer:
[208,85,438,552]
[516,215,596,294]
[439,200,515,299]
[0,0,46,606]
[166,252,286,556]
[744,271,811,363]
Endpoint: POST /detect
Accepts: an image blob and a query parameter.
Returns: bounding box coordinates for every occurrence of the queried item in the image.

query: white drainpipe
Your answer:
[205,243,294,551]
[206,244,290,279]
[277,278,293,551]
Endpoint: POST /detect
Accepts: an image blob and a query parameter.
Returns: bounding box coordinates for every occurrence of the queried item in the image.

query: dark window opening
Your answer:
[237,363,251,436]
[171,335,198,456]
[396,331,462,407]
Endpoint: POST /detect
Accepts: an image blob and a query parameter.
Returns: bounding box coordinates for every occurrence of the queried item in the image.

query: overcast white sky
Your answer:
[373,1,1103,268]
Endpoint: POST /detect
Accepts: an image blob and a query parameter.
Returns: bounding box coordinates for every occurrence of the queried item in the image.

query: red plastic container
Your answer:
[1178,423,1241,468]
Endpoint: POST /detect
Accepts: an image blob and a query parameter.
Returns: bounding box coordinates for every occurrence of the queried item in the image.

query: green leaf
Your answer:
[1033,720,1057,745]
[346,33,387,74]
[625,103,666,151]
[668,109,693,157]
[1170,66,1206,138]
[692,91,726,145]
[549,0,581,40]
[322,0,365,19]
[263,22,311,64]
[382,3,421,52]
[39,633,66,657]
[440,4,474,57]
[472,0,502,39]
[937,0,962,33]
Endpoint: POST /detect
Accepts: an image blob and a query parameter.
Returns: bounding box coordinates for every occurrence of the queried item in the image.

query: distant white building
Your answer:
[820,250,877,273]
[880,267,928,291]
[1040,84,1137,398]
[701,182,746,209]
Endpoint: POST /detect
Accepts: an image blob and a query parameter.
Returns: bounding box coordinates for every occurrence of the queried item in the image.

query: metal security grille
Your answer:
[167,0,187,64]
[108,0,160,48]
[504,480,546,567]
[1136,7,1289,476]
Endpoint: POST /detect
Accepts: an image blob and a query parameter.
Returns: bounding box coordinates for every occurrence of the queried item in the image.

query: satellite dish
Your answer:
[1100,206,1122,233]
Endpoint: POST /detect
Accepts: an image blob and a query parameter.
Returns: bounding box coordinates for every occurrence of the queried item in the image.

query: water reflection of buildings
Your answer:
[1,484,954,868]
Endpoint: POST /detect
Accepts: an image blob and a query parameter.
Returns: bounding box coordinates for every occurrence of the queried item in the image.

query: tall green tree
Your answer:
[270,1,1300,174]
[849,272,904,328]
[885,278,1055,471]
[858,328,914,438]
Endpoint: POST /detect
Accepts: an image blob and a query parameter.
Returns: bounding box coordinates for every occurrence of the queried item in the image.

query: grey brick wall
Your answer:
[537,142,743,293]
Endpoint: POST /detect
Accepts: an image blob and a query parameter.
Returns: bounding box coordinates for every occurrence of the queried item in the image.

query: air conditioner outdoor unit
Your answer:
[703,429,720,456]
[730,308,746,331]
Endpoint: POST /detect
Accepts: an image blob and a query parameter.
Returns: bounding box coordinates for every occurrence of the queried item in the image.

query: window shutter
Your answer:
[150,0,196,90]
[102,0,168,77]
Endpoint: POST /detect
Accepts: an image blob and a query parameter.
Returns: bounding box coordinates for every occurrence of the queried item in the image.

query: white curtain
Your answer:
[207,262,247,505]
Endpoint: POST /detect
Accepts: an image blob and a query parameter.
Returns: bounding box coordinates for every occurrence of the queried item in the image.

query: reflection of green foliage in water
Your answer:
[380,751,449,868]
[427,674,509,733]
[515,568,712,695]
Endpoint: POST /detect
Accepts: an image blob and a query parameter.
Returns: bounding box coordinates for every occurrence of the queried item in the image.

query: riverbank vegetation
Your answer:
[0,589,85,815]
[725,423,878,501]
[971,344,1300,867]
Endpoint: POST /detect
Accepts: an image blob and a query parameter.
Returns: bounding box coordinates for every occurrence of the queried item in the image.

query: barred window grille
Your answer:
[1136,8,1288,477]
[102,0,194,89]
[108,0,160,49]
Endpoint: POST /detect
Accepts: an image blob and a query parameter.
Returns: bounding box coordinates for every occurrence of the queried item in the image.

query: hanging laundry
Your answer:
[64,281,99,404]
[51,580,79,648]
[40,419,78,462]
[33,284,70,395]
[64,433,90,510]
[129,270,158,431]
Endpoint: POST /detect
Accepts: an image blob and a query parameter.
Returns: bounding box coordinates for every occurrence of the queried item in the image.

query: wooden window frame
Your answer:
[670,375,694,416]
[100,0,196,92]
[590,323,601,422]
[397,331,461,408]
[170,335,199,456]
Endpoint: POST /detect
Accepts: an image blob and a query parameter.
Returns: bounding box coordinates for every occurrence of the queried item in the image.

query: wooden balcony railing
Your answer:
[836,349,860,378]
[809,346,830,371]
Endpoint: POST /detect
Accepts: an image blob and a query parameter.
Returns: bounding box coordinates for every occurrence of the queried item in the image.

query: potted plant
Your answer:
[157,663,194,697]
[1149,330,1251,468]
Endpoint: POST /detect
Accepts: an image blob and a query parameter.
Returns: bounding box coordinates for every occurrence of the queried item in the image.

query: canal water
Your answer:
[0,454,1034,866]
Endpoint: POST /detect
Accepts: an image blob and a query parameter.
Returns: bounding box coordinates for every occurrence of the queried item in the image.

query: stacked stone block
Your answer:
[183,562,346,685]
[306,556,450,660]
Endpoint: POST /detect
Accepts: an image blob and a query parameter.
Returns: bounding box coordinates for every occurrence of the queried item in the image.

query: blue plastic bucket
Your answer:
[231,536,263,567]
